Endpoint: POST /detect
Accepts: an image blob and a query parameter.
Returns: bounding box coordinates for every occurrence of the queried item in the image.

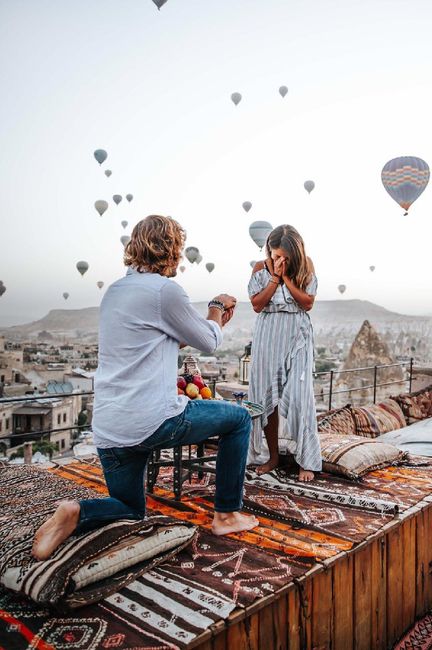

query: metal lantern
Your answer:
[239,343,252,385]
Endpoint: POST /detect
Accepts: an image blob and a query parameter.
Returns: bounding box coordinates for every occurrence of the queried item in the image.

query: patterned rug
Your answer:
[393,612,432,649]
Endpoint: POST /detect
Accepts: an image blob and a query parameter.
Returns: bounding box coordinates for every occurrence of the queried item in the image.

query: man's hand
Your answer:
[213,293,237,309]
[222,307,234,326]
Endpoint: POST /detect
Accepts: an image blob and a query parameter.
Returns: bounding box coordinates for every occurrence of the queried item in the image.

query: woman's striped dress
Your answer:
[247,268,322,472]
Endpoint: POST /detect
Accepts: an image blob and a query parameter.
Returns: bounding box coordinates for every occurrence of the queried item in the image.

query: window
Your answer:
[61,439,65,449]
[5,419,9,429]
[0,421,2,432]
[0,375,4,383]
[63,413,66,423]
[57,414,61,425]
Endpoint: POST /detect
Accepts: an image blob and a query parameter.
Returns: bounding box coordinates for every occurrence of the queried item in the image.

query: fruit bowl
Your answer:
[177,373,213,400]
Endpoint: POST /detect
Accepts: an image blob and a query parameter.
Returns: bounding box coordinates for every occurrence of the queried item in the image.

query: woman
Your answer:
[248,224,321,481]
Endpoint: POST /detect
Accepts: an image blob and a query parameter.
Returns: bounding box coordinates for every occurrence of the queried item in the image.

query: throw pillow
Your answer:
[349,403,405,438]
[317,405,356,436]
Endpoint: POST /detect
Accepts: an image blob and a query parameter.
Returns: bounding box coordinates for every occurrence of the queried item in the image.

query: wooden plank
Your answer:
[297,578,312,650]
[416,507,428,617]
[402,517,416,636]
[227,614,259,650]
[212,627,227,650]
[353,544,372,650]
[425,505,432,612]
[386,526,404,646]
[259,603,275,650]
[370,536,387,650]
[333,553,354,650]
[274,593,288,650]
[312,569,332,650]
[287,585,301,650]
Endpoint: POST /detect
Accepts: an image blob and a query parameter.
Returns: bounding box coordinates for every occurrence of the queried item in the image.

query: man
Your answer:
[32,215,258,560]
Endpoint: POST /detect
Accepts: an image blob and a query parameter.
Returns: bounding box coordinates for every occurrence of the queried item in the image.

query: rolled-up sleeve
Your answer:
[160,281,223,353]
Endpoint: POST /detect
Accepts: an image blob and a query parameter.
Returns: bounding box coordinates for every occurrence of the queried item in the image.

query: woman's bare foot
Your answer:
[298,469,314,482]
[211,511,259,536]
[32,500,80,561]
[255,456,280,476]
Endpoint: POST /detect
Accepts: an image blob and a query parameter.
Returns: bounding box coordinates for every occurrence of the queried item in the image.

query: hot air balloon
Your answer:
[94,149,107,165]
[381,156,430,214]
[338,284,346,295]
[179,266,186,273]
[185,247,199,263]
[97,281,104,290]
[63,292,69,300]
[279,86,288,98]
[152,0,168,8]
[0,283,6,297]
[206,263,215,273]
[249,221,273,250]
[121,220,128,229]
[242,201,252,212]
[231,92,242,106]
[250,260,256,268]
[126,194,133,202]
[369,265,375,272]
[76,261,89,276]
[120,235,130,248]
[304,180,315,194]
[113,195,122,205]
[104,169,112,177]
[94,200,108,217]
[196,254,203,264]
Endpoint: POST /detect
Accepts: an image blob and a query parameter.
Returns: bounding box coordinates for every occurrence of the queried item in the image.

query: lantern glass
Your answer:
[239,342,252,385]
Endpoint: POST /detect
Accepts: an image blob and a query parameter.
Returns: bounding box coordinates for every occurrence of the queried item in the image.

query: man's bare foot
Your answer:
[255,456,280,476]
[298,469,314,482]
[211,511,259,536]
[32,500,80,561]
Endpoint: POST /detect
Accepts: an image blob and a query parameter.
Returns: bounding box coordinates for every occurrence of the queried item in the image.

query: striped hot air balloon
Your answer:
[381,156,430,215]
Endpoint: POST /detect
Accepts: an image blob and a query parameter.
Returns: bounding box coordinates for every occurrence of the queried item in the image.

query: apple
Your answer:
[177,376,187,390]
[185,383,200,399]
[192,375,205,390]
[177,387,185,395]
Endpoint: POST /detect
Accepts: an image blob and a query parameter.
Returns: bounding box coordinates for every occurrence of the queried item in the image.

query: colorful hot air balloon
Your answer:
[249,221,273,250]
[94,200,108,217]
[338,284,346,295]
[152,0,168,8]
[369,265,375,272]
[104,169,112,177]
[113,195,122,205]
[185,247,199,263]
[231,92,242,106]
[76,261,89,276]
[121,220,128,229]
[242,201,252,212]
[279,86,288,98]
[120,235,130,248]
[97,281,104,290]
[94,149,107,165]
[304,180,315,194]
[206,263,215,273]
[381,156,430,214]
[196,254,203,265]
[126,194,133,202]
[63,292,69,300]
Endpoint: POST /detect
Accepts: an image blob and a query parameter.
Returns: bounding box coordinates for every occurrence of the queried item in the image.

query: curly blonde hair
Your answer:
[124,215,186,276]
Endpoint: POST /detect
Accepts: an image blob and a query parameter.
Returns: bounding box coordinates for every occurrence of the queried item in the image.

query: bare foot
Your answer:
[32,500,80,561]
[211,511,259,536]
[255,456,280,476]
[298,469,314,482]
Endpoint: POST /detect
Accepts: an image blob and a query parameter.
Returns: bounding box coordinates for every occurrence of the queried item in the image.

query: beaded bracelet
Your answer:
[208,299,225,311]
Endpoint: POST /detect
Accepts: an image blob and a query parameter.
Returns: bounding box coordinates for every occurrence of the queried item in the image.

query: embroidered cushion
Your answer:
[317,405,356,436]
[320,433,407,480]
[374,399,406,429]
[392,386,432,423]
[349,402,406,438]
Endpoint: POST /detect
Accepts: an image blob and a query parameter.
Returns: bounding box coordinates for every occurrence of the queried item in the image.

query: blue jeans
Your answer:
[76,399,251,534]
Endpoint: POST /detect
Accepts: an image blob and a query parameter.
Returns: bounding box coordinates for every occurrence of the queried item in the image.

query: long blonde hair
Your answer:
[266,225,311,291]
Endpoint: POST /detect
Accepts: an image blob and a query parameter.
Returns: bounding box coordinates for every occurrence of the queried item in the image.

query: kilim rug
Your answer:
[393,612,432,650]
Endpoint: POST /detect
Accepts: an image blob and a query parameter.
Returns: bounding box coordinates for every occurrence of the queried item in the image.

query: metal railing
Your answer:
[313,358,414,411]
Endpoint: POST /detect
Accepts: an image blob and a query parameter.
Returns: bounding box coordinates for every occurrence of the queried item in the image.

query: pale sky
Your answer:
[1,0,432,326]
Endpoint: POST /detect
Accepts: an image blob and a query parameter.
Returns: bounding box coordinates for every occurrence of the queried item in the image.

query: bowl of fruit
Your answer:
[177,373,213,400]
